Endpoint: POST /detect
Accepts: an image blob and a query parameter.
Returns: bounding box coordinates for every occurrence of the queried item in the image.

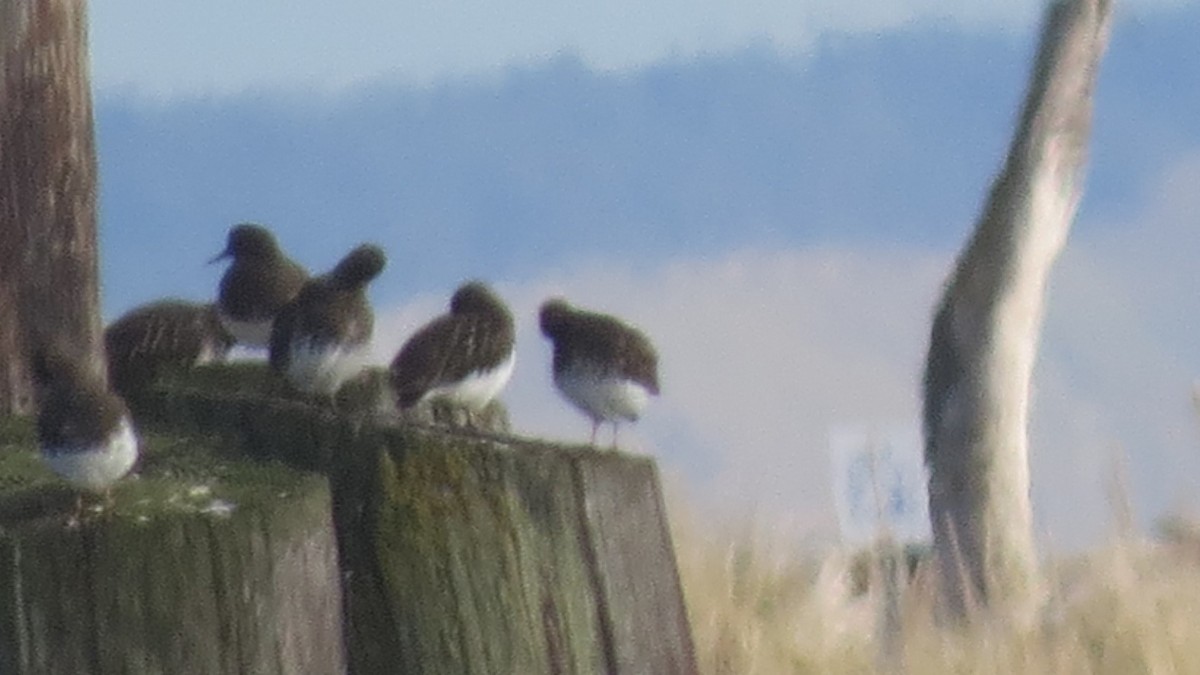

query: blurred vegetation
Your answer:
[673,504,1200,674]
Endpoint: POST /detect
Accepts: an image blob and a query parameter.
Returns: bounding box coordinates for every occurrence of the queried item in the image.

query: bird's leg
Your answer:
[430,399,453,427]
[66,492,84,528]
[322,377,343,413]
[589,420,599,447]
[610,422,620,451]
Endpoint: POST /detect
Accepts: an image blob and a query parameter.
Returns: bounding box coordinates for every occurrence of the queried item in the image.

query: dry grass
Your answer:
[674,512,1200,675]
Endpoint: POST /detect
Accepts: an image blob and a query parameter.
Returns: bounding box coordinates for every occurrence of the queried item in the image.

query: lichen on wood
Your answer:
[0,419,346,674]
[363,439,607,674]
[1,362,698,674]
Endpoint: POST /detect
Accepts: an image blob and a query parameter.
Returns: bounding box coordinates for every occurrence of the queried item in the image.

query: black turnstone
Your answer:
[104,299,235,398]
[269,244,387,397]
[538,298,660,447]
[389,281,515,425]
[210,223,308,349]
[31,345,139,497]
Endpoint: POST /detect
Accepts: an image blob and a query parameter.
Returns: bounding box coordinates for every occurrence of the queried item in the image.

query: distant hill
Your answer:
[94,9,1200,315]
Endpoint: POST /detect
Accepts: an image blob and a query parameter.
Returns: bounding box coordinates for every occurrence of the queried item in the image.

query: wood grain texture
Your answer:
[922,0,1112,618]
[0,421,346,675]
[0,0,104,415]
[136,363,698,675]
[575,457,697,675]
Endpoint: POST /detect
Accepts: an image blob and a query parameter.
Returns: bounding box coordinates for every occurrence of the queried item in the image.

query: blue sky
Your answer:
[88,1,1200,548]
[89,0,1188,96]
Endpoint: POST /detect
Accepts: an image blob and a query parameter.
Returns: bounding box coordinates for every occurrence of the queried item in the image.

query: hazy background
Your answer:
[88,1,1200,549]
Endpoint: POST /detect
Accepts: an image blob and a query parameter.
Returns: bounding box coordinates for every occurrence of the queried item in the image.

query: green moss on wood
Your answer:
[2,362,697,674]
[142,362,510,440]
[371,439,606,675]
[0,416,323,527]
[0,415,345,674]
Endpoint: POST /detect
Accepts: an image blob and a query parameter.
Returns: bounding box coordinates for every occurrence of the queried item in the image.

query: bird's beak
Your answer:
[208,248,231,265]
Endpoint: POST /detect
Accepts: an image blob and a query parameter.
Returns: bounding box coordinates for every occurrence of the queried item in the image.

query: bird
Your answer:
[104,299,235,399]
[210,222,308,349]
[269,244,387,398]
[31,344,139,514]
[538,298,660,447]
[389,281,515,427]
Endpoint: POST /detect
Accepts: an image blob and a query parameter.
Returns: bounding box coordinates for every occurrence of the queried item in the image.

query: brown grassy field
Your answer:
[674,511,1200,675]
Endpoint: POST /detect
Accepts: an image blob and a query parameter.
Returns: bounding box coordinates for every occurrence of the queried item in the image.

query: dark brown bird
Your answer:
[269,244,387,396]
[210,223,308,349]
[104,299,235,398]
[539,298,660,447]
[390,281,515,421]
[31,344,139,495]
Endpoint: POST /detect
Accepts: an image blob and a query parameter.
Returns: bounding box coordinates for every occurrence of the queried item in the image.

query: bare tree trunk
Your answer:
[922,0,1112,619]
[0,0,103,416]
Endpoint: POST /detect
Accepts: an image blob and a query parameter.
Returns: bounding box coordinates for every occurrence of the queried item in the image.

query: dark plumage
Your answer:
[31,345,139,493]
[269,244,387,396]
[104,299,235,398]
[538,298,660,446]
[390,281,516,416]
[211,223,308,348]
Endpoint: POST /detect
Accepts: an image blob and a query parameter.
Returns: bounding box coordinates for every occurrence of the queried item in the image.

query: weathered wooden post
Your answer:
[922,0,1112,618]
[2,359,699,673]
[139,364,700,675]
[0,0,106,414]
[0,419,347,674]
[0,3,350,672]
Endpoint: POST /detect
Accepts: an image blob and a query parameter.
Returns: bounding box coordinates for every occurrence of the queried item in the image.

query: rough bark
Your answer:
[0,420,347,675]
[922,0,1112,619]
[137,363,699,675]
[0,0,103,416]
